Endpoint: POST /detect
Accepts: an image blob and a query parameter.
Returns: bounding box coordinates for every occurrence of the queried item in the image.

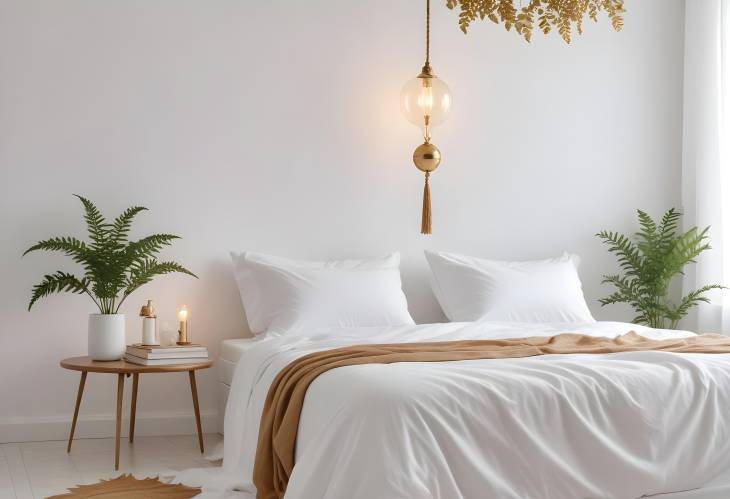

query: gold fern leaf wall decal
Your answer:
[445,0,625,43]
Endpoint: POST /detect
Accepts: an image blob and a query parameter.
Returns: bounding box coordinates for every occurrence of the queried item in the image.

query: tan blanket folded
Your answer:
[252,332,730,499]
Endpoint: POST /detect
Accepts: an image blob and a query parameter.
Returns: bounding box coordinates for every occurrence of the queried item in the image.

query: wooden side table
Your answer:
[60,356,213,470]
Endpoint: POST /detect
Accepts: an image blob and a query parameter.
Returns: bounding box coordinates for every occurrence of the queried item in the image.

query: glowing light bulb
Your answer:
[401,75,451,133]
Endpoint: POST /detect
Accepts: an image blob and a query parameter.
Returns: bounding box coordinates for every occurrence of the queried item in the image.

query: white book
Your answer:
[125,348,208,360]
[125,354,209,366]
[126,344,207,359]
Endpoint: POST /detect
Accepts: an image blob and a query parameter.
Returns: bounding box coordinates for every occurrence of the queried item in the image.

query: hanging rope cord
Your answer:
[420,0,434,235]
[426,0,430,65]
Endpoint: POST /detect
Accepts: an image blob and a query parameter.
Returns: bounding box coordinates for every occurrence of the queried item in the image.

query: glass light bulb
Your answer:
[401,75,452,130]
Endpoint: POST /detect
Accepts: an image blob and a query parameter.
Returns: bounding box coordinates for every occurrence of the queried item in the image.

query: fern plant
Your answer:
[596,208,723,329]
[23,195,196,314]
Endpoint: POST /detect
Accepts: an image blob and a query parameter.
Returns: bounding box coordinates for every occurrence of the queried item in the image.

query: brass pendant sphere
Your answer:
[412,142,441,172]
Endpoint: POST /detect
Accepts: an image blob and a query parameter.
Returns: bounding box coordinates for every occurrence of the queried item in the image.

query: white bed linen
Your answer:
[176,321,730,499]
[219,338,258,386]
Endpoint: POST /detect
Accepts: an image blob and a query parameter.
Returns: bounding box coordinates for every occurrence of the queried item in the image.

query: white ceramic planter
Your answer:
[88,314,126,361]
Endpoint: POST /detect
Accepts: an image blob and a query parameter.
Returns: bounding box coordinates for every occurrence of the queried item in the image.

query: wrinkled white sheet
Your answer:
[175,321,730,499]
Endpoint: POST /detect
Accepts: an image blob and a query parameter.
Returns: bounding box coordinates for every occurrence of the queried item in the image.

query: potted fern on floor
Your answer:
[597,208,723,329]
[23,195,196,360]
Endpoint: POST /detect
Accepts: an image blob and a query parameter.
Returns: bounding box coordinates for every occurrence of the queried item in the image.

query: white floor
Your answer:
[0,433,222,499]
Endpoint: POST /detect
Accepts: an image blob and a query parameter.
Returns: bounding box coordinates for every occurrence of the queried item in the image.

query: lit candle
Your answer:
[177,304,190,345]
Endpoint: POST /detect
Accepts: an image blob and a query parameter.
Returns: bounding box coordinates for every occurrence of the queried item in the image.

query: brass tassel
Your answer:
[421,171,432,235]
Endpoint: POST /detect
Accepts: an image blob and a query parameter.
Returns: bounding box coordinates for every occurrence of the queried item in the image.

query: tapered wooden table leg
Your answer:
[115,373,124,470]
[67,371,87,453]
[129,373,139,443]
[189,370,204,453]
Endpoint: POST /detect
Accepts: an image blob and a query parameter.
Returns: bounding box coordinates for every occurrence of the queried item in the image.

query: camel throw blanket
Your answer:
[252,332,730,499]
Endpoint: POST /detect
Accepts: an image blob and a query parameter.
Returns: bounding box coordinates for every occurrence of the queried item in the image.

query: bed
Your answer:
[177,251,730,498]
[193,321,730,499]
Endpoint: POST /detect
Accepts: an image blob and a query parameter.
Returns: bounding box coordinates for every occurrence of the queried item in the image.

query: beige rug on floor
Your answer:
[47,474,201,498]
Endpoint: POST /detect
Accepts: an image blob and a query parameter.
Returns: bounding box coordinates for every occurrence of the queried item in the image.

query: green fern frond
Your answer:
[668,227,710,268]
[110,206,148,245]
[597,290,631,306]
[658,208,681,241]
[127,260,197,288]
[23,236,89,260]
[673,284,725,320]
[636,210,657,241]
[125,234,180,260]
[28,272,90,311]
[596,230,642,276]
[600,273,632,291]
[73,194,108,249]
[116,259,197,312]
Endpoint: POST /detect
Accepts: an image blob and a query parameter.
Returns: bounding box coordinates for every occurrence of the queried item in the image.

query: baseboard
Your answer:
[0,410,218,443]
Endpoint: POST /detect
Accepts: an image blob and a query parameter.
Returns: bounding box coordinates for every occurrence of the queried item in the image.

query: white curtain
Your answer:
[682,0,730,332]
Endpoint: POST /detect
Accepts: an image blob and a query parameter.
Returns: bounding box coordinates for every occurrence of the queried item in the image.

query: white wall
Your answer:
[0,0,685,441]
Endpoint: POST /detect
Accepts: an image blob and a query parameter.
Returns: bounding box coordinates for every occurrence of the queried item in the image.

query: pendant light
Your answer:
[401,0,452,235]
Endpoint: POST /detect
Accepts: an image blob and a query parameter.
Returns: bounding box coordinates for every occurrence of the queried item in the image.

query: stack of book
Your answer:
[125,344,208,366]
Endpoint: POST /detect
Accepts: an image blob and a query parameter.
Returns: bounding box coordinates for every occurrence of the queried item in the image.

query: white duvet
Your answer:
[178,321,730,499]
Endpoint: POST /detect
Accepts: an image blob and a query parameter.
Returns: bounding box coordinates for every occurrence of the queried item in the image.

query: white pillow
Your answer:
[425,250,595,323]
[230,251,415,335]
